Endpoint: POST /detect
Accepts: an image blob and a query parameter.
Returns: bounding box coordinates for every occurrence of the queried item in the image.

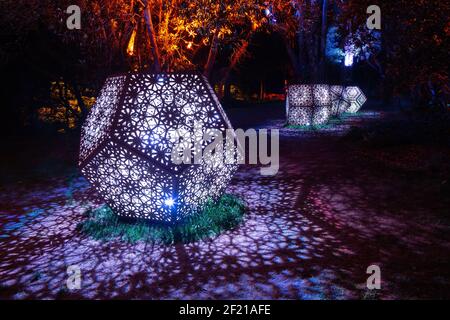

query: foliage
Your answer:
[343,27,381,64]
[0,0,267,132]
[37,81,96,130]
[325,26,345,64]
[337,0,449,106]
[77,194,247,244]
[146,0,265,71]
[265,0,327,80]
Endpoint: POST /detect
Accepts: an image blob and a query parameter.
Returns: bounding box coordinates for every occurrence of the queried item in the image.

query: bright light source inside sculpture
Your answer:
[164,197,175,207]
[330,85,351,116]
[286,84,331,126]
[344,86,367,113]
[79,73,239,223]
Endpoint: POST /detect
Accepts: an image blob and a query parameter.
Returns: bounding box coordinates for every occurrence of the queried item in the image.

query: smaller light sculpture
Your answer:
[286,84,331,126]
[329,85,351,116]
[344,86,367,113]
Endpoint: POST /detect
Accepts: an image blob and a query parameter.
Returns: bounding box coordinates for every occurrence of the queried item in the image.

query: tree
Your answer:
[128,0,264,77]
[0,0,266,131]
[266,0,337,82]
[336,0,449,107]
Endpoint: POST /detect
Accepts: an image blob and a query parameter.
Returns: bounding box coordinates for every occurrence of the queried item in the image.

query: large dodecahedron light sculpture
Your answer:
[344,86,367,113]
[330,85,351,116]
[79,73,238,224]
[286,84,331,126]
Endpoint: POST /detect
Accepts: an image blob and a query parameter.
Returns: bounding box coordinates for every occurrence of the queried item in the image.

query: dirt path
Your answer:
[0,107,449,299]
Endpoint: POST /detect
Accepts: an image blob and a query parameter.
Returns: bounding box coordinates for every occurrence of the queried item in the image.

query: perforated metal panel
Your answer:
[344,86,367,113]
[329,85,351,116]
[286,84,332,126]
[79,73,238,223]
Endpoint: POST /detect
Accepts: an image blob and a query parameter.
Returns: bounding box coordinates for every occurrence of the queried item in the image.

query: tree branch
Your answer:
[143,0,161,72]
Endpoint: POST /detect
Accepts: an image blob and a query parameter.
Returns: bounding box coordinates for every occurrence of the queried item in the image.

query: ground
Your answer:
[0,103,449,299]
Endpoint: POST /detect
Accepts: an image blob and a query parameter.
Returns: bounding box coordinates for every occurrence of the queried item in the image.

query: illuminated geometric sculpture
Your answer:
[286,84,332,126]
[330,85,351,116]
[79,73,238,223]
[344,86,367,113]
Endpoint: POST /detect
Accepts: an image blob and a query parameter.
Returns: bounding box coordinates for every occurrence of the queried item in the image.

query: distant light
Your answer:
[164,197,175,207]
[264,8,270,16]
[344,51,354,67]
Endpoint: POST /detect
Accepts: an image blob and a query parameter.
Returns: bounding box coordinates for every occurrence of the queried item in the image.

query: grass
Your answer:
[77,194,246,244]
[340,112,360,118]
[285,117,344,131]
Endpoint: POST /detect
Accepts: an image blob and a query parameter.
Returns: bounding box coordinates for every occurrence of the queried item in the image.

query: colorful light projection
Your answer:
[79,73,238,223]
[286,84,332,126]
[329,85,351,116]
[344,86,367,113]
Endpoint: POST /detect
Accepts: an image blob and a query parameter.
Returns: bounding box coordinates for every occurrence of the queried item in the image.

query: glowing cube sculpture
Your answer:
[286,84,331,126]
[79,73,238,223]
[330,85,351,116]
[344,86,367,113]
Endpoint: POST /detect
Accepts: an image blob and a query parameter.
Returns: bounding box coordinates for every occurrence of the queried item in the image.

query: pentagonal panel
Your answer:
[79,76,126,164]
[81,140,175,222]
[345,86,367,113]
[113,73,227,172]
[177,154,236,221]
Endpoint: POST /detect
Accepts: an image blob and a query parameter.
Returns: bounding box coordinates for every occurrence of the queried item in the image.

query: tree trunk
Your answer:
[282,36,301,81]
[320,0,328,81]
[218,39,249,88]
[203,29,219,79]
[306,31,319,82]
[143,0,161,72]
[295,1,305,81]
[71,80,88,119]
[297,29,304,79]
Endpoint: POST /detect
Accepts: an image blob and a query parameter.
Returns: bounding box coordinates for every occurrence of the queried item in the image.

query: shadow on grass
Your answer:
[284,116,345,131]
[77,194,246,245]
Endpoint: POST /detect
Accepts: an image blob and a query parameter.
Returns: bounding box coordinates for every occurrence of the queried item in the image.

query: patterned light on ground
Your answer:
[344,86,367,113]
[329,85,350,116]
[286,84,331,126]
[79,73,238,223]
